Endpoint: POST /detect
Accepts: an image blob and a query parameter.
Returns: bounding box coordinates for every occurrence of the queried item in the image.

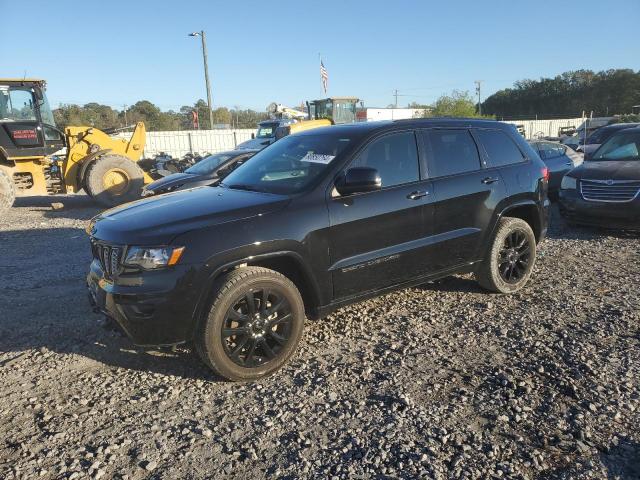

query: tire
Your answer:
[0,168,16,212]
[84,155,144,207]
[196,267,305,381]
[475,217,537,294]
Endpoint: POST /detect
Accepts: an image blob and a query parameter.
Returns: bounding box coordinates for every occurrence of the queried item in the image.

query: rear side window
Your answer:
[537,142,566,160]
[350,131,419,187]
[422,129,481,177]
[476,129,525,167]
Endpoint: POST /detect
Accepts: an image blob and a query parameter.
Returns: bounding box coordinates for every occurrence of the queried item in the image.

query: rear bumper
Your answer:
[87,260,201,346]
[558,190,640,230]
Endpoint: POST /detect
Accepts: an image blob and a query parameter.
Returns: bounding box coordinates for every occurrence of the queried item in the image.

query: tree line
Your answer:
[53,99,270,131]
[481,69,640,119]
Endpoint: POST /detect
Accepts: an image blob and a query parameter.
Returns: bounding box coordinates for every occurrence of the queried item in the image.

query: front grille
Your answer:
[91,239,123,277]
[580,179,640,203]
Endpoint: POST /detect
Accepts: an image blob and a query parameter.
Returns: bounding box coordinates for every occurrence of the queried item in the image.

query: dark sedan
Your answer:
[528,140,583,195]
[559,127,640,230]
[576,122,640,158]
[142,150,258,196]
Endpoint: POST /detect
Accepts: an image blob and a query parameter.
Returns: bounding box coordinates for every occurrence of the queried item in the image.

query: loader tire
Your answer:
[0,168,16,212]
[85,155,144,208]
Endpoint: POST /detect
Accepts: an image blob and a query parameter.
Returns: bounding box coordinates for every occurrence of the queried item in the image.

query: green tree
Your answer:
[482,69,640,118]
[424,90,482,118]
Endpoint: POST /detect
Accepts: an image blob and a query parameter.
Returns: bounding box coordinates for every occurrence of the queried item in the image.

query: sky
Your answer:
[2,0,639,112]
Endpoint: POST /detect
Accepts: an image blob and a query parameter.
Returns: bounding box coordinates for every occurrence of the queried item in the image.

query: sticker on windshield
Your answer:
[300,152,335,164]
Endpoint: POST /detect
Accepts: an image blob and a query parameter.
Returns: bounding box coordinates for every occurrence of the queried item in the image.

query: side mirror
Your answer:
[251,133,255,139]
[335,167,381,196]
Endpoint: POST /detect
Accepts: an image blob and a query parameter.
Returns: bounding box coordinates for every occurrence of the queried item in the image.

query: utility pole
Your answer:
[475,80,483,116]
[123,104,128,126]
[394,89,399,109]
[189,31,214,130]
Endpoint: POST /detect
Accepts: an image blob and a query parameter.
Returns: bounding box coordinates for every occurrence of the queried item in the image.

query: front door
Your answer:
[327,130,435,299]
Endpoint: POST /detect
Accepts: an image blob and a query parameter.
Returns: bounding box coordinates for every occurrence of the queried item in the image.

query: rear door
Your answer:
[419,128,507,271]
[327,130,435,299]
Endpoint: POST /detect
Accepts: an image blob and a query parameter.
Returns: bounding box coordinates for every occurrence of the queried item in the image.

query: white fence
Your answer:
[501,117,584,139]
[116,129,255,158]
[117,117,586,158]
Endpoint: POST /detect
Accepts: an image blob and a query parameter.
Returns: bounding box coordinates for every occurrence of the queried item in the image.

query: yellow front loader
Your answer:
[0,78,151,210]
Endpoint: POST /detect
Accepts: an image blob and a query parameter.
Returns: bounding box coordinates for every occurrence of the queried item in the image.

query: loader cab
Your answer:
[307,97,359,124]
[0,79,65,161]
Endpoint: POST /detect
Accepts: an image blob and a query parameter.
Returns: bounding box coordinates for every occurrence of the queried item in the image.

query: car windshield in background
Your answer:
[256,123,279,138]
[220,132,352,195]
[592,131,640,161]
[185,153,235,175]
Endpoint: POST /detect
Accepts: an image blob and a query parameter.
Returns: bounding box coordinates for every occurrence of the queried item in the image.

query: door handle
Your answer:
[481,177,499,184]
[407,190,429,200]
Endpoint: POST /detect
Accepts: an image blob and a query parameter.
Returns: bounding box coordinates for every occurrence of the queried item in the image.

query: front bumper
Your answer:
[87,260,201,346]
[558,189,640,230]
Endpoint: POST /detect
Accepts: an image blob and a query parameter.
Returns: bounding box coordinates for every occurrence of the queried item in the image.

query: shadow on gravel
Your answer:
[13,194,101,221]
[600,438,640,480]
[0,224,223,383]
[546,205,640,241]
[418,275,485,294]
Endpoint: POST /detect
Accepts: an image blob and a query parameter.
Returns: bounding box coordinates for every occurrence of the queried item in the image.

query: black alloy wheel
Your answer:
[497,230,531,284]
[196,266,305,381]
[475,217,537,294]
[222,288,293,368]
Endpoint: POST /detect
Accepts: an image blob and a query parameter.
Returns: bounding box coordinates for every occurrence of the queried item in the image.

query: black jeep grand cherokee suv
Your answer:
[87,119,549,381]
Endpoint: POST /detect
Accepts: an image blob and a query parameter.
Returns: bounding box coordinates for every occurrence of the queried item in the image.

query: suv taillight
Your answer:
[542,167,550,182]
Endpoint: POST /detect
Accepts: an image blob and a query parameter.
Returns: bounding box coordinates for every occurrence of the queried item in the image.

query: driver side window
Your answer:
[349,131,419,188]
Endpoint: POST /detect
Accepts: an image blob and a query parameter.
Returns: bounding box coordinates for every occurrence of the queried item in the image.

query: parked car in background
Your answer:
[142,150,258,196]
[236,119,297,150]
[559,127,640,230]
[528,140,583,196]
[576,123,640,158]
[87,119,549,381]
[562,117,618,151]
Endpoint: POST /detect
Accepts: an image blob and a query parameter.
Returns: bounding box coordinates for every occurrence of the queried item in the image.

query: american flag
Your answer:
[320,60,328,94]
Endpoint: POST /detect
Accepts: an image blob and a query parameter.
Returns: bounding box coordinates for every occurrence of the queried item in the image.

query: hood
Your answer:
[90,186,289,245]
[571,160,640,181]
[144,172,204,193]
[236,137,273,150]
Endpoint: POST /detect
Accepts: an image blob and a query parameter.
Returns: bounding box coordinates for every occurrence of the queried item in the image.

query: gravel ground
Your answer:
[0,194,639,480]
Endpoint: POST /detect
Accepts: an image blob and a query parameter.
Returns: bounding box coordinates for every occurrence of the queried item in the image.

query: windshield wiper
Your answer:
[225,183,263,192]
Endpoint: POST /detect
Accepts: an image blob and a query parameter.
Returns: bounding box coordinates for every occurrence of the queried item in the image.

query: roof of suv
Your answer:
[297,118,513,137]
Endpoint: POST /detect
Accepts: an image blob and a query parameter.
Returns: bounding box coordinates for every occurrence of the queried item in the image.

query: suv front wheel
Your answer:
[476,217,536,294]
[196,267,305,381]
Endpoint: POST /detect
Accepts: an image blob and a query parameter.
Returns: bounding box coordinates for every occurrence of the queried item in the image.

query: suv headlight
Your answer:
[123,246,185,269]
[561,176,577,190]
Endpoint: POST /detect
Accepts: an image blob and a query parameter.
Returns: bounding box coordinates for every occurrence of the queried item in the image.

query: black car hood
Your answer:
[572,160,640,181]
[90,186,289,245]
[145,172,204,192]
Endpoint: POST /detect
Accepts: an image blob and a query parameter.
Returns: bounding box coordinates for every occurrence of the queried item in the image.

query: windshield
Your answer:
[0,87,36,121]
[256,123,279,138]
[592,131,640,162]
[185,152,237,175]
[220,132,353,194]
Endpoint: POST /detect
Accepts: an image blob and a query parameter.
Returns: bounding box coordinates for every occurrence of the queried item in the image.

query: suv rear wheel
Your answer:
[196,267,305,381]
[476,217,536,293]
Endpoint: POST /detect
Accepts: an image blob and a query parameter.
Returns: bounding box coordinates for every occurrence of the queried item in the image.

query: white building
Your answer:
[357,107,431,122]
